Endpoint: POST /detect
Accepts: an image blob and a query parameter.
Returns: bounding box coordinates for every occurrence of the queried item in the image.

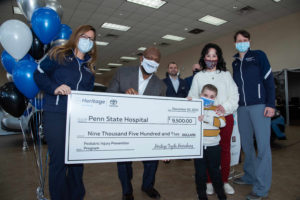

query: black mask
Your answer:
[193,69,200,75]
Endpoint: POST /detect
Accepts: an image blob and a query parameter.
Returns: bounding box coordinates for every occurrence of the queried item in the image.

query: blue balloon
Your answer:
[31,7,61,44]
[1,51,34,74]
[54,24,72,40]
[12,60,39,99]
[29,98,44,110]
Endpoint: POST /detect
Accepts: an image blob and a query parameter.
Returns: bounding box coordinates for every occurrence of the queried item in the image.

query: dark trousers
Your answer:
[194,145,226,200]
[43,112,85,200]
[117,160,158,195]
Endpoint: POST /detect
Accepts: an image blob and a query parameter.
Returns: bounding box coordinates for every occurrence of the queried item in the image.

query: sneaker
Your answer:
[224,183,235,195]
[206,183,214,195]
[246,192,263,200]
[233,177,249,185]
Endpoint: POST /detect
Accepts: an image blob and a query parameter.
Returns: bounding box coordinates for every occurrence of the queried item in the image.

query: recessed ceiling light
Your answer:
[198,15,227,26]
[138,47,147,51]
[96,41,109,46]
[120,56,138,60]
[96,73,103,75]
[273,0,281,2]
[107,63,123,66]
[126,0,166,9]
[101,22,131,31]
[162,34,186,41]
[13,6,22,15]
[98,68,112,71]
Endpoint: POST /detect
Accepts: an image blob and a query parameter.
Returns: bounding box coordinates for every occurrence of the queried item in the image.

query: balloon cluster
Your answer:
[0,0,72,117]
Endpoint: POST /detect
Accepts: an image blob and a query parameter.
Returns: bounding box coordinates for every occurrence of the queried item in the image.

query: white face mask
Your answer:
[78,38,94,54]
[141,57,159,74]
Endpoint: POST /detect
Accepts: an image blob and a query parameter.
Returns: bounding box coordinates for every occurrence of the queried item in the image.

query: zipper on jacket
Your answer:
[75,57,83,90]
[258,84,261,99]
[56,95,60,105]
[239,58,247,106]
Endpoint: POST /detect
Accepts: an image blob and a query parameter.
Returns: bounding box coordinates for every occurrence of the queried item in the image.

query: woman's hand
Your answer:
[264,107,275,117]
[186,97,192,101]
[215,105,225,115]
[54,84,71,95]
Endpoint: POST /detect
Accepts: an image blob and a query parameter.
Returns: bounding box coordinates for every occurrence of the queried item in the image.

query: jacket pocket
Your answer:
[258,84,261,99]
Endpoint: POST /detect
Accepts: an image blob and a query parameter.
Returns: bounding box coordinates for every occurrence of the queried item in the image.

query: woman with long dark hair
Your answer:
[188,43,239,198]
[34,25,97,200]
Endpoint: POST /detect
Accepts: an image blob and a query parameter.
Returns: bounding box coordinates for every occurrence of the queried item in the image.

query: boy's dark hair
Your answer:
[201,84,218,96]
[234,30,250,42]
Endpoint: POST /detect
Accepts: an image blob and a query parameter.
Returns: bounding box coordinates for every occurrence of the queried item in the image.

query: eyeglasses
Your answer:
[80,34,95,41]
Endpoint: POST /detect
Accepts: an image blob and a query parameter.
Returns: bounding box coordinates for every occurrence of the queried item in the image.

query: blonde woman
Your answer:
[34,25,97,200]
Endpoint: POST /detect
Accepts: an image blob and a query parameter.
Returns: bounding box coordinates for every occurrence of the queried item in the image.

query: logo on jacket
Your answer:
[245,57,255,62]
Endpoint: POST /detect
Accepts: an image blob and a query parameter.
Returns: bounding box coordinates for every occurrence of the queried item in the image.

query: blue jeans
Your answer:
[237,104,272,197]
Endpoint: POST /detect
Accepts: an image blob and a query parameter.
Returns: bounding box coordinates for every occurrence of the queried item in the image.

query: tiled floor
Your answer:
[0,126,299,200]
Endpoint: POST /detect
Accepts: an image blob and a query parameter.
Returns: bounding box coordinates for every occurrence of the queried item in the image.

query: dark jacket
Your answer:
[232,49,275,108]
[184,75,194,91]
[163,73,188,98]
[34,51,95,113]
[107,66,166,96]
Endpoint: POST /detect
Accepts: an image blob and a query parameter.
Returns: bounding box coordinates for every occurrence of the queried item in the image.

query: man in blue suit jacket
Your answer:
[163,62,188,98]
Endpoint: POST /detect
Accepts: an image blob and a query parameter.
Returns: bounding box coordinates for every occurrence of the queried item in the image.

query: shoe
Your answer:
[163,160,170,164]
[246,192,263,200]
[233,177,249,185]
[206,183,214,195]
[224,183,235,195]
[142,187,161,199]
[122,194,134,200]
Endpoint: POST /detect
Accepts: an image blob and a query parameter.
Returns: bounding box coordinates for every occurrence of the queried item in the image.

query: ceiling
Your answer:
[1,0,300,85]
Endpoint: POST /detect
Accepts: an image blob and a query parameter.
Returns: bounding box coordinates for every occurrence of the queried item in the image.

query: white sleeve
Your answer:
[188,73,200,99]
[203,110,226,128]
[222,72,239,115]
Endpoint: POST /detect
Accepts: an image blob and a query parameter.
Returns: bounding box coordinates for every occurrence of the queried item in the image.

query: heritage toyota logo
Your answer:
[109,99,118,107]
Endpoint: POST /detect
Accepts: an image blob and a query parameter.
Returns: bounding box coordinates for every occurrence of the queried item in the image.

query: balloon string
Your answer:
[28,104,43,187]
[35,97,44,189]
[33,98,43,182]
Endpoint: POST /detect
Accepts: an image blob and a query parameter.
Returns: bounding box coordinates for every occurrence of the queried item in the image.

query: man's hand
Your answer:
[264,107,275,117]
[54,84,71,95]
[125,88,138,95]
[186,97,192,101]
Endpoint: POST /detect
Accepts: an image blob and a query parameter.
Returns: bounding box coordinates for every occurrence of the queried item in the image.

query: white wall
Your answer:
[156,11,300,79]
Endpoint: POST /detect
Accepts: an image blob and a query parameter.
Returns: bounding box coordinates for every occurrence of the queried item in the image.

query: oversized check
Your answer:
[65,91,203,164]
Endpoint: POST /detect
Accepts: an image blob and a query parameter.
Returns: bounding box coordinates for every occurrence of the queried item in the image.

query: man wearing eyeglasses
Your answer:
[107,47,166,200]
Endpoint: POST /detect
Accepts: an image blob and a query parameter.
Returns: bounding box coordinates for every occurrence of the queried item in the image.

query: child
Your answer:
[194,84,227,200]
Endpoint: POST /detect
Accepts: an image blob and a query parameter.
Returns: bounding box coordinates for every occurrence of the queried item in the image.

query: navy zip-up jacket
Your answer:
[163,73,188,98]
[34,51,95,113]
[232,49,275,108]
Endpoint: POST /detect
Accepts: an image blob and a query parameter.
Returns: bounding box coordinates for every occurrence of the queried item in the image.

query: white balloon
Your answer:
[0,20,33,60]
[46,0,63,19]
[16,0,45,21]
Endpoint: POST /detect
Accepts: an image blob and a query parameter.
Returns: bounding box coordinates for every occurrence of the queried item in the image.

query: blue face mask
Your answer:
[200,97,215,107]
[235,41,250,53]
[78,38,94,54]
